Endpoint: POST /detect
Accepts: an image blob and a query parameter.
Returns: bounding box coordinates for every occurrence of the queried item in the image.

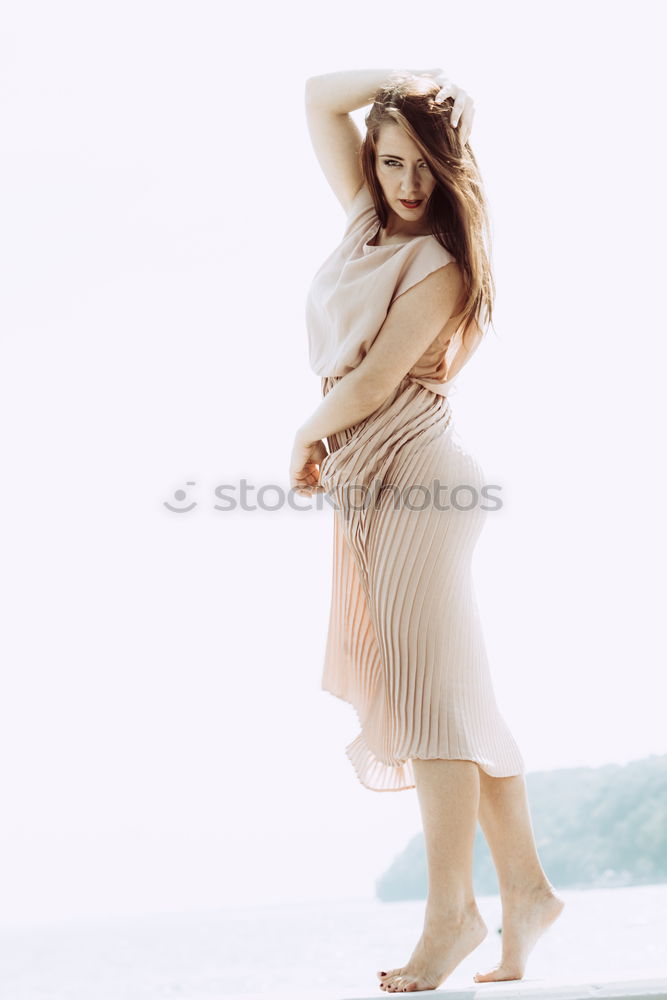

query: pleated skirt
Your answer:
[318,373,526,792]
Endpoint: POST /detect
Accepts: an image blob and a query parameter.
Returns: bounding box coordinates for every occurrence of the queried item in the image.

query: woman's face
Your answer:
[375,122,436,225]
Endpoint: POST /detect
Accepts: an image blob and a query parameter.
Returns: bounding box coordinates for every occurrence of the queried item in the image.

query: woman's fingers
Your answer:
[449,87,468,126]
[290,438,328,495]
[438,85,475,143]
[458,96,475,143]
[292,463,323,495]
[433,75,455,103]
[421,71,475,142]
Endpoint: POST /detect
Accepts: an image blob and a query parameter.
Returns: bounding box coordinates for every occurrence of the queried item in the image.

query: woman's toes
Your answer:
[474,970,495,982]
[387,975,409,992]
[473,965,522,983]
[378,968,401,983]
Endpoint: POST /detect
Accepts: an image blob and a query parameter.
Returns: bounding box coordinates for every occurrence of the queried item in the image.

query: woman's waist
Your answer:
[322,370,456,399]
[320,373,454,478]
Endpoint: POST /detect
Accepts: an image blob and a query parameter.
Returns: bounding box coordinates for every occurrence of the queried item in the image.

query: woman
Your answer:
[289,68,564,994]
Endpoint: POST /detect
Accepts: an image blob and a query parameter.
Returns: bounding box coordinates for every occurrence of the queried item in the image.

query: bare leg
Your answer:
[472,770,565,982]
[377,759,488,993]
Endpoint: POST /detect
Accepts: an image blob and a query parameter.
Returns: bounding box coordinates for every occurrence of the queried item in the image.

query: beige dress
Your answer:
[305,182,525,792]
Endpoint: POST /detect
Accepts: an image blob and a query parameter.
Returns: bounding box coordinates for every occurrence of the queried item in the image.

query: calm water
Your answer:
[0,884,665,1000]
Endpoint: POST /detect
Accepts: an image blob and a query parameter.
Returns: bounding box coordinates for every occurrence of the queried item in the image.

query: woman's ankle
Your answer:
[425,895,480,919]
[500,878,557,901]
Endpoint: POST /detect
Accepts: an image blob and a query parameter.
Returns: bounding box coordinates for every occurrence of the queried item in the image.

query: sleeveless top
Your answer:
[305,182,482,397]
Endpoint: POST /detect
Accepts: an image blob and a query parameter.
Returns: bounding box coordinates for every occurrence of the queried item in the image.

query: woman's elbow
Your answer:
[352,368,396,413]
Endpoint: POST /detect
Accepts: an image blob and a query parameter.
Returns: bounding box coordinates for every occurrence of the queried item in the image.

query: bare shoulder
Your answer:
[393,253,464,313]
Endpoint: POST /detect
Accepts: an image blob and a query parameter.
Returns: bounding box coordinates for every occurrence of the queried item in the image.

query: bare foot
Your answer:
[377,904,488,993]
[473,887,565,983]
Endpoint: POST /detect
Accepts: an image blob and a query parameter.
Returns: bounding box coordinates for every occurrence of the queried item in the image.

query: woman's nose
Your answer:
[401,176,421,194]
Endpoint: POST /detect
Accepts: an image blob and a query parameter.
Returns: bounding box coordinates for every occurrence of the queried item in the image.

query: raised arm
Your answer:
[304,68,473,213]
[305,68,426,213]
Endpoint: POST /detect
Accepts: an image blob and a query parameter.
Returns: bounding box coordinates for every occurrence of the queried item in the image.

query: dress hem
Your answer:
[321,684,526,792]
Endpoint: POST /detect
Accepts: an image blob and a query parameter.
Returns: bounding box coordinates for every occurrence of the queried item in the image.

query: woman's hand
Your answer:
[419,68,475,145]
[290,434,328,497]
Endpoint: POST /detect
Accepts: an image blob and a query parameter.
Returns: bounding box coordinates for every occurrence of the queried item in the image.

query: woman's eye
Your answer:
[383,159,429,169]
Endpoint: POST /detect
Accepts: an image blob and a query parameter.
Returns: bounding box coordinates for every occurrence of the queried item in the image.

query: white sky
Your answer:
[0,0,665,927]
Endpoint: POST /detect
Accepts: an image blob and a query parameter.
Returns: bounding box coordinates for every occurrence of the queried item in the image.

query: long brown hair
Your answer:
[360,73,495,354]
